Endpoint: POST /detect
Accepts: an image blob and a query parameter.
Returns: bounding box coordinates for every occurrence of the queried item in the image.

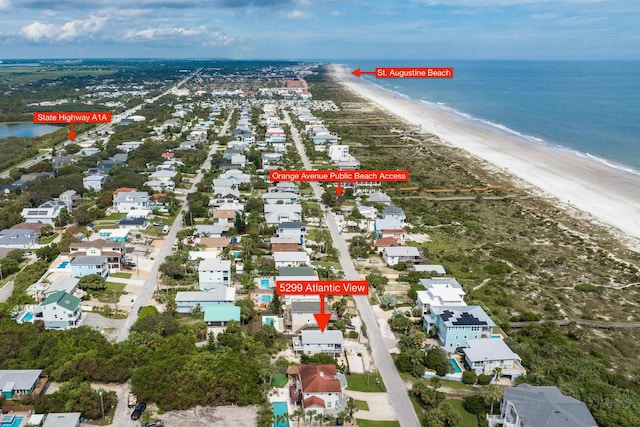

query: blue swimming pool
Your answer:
[262,295,272,303]
[0,415,24,427]
[57,261,69,268]
[21,312,33,322]
[260,279,271,288]
[449,358,462,373]
[272,402,288,427]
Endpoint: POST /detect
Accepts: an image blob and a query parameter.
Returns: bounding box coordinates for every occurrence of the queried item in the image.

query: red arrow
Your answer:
[335,182,343,197]
[313,294,331,332]
[68,122,76,141]
[352,68,375,77]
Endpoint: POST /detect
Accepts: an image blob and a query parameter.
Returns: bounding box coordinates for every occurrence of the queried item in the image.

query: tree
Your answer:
[412,380,445,410]
[35,242,61,263]
[482,384,504,414]
[425,348,451,376]
[380,293,397,309]
[234,212,247,234]
[0,257,20,277]
[366,272,388,294]
[79,274,106,291]
[477,374,492,386]
[463,394,488,415]
[54,208,72,227]
[39,224,54,237]
[462,370,477,385]
[388,312,412,334]
[268,289,283,315]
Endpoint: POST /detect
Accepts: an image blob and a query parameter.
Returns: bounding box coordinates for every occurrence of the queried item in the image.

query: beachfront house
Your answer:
[487,384,598,427]
[416,277,466,315]
[273,251,310,268]
[39,291,82,329]
[276,221,306,243]
[289,298,330,332]
[463,338,527,379]
[293,330,344,357]
[69,240,126,270]
[382,246,420,266]
[423,305,495,351]
[42,413,82,427]
[70,255,110,278]
[112,191,149,213]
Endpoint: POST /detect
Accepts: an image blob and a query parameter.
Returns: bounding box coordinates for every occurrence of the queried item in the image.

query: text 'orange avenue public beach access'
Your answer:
[269,169,409,182]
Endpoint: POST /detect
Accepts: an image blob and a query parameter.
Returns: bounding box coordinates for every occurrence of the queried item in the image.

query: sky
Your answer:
[0,0,638,60]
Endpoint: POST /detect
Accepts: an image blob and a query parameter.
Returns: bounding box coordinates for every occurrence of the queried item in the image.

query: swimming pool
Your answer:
[20,312,33,322]
[57,261,69,269]
[260,279,271,288]
[449,358,462,373]
[272,402,288,427]
[261,295,272,303]
[0,415,24,427]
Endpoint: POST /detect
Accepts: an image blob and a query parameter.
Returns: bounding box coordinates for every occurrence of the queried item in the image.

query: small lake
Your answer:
[0,123,62,139]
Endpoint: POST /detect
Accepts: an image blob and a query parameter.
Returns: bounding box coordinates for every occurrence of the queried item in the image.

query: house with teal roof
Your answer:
[40,291,82,329]
[204,305,240,328]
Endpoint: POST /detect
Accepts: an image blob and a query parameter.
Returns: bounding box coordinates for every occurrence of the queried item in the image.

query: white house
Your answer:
[265,204,302,225]
[148,170,177,182]
[198,259,231,291]
[296,364,348,416]
[290,298,329,332]
[463,338,526,379]
[273,251,310,268]
[416,277,467,315]
[113,191,149,213]
[276,221,306,243]
[382,246,420,266]
[262,192,298,205]
[20,201,67,225]
[175,289,236,313]
[328,145,350,162]
[83,174,106,191]
[0,229,38,249]
[293,330,343,356]
[39,291,82,329]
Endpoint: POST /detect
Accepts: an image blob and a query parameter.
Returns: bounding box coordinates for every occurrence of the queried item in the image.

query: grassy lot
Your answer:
[109,272,132,279]
[355,420,400,427]
[40,233,59,244]
[444,399,477,427]
[346,373,386,392]
[409,395,428,426]
[354,399,369,411]
[105,282,126,292]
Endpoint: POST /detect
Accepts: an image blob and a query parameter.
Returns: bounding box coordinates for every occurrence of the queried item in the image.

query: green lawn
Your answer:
[440,379,478,391]
[346,373,386,392]
[444,399,477,427]
[110,272,132,279]
[271,373,288,388]
[105,282,125,292]
[409,395,428,426]
[40,233,59,244]
[354,399,369,411]
[355,420,400,427]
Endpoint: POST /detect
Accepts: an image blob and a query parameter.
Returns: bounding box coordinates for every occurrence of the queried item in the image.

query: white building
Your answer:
[198,259,231,291]
[82,174,106,191]
[273,251,310,268]
[416,277,467,315]
[113,191,149,213]
[382,246,420,266]
[463,338,526,379]
[293,330,343,356]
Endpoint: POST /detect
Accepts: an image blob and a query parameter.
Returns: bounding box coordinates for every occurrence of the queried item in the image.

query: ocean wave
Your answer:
[577,152,640,177]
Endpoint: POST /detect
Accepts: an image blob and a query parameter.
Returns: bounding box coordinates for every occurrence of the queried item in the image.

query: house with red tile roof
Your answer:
[293,364,348,416]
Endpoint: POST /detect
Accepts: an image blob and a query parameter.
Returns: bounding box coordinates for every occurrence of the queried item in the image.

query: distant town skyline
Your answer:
[0,0,638,60]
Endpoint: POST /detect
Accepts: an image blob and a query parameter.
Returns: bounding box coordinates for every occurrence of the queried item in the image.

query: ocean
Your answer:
[341,60,640,172]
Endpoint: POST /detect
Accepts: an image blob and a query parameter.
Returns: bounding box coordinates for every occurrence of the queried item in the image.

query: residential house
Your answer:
[40,291,82,329]
[198,237,231,254]
[43,413,82,427]
[294,364,348,416]
[0,370,42,400]
[413,264,446,275]
[290,299,330,332]
[262,152,283,169]
[265,127,286,144]
[28,277,83,301]
[83,174,106,191]
[52,154,79,169]
[336,158,360,170]
[328,145,350,162]
[262,191,298,205]
[416,277,466,315]
[270,181,299,194]
[70,255,110,278]
[148,169,177,182]
[211,187,240,206]
[20,200,67,225]
[374,217,406,241]
[488,384,598,427]
[276,221,306,244]
[69,240,125,270]
[423,305,496,351]
[144,180,175,192]
[382,206,406,224]
[98,228,129,243]
[311,127,339,145]
[113,191,149,213]
[265,204,302,225]
[293,330,343,356]
[118,216,148,230]
[218,169,251,185]
[198,259,231,291]
[374,236,403,253]
[366,191,392,206]
[463,339,526,379]
[194,225,226,238]
[204,305,241,328]
[58,190,79,211]
[116,141,144,152]
[175,288,236,313]
[212,209,236,227]
[382,246,420,266]
[271,243,301,253]
[274,251,310,268]
[213,178,236,190]
[0,229,38,249]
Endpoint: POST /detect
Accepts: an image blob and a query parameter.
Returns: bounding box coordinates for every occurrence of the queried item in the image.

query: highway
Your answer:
[283,110,421,427]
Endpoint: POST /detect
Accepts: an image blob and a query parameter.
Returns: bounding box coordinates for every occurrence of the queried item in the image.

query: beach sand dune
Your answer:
[330,65,640,247]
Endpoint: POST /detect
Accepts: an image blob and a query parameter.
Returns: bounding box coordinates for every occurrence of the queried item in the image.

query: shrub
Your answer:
[463,394,488,415]
[462,370,477,385]
[477,374,492,385]
[575,283,599,292]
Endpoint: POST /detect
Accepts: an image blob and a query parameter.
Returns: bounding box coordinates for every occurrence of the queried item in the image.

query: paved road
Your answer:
[0,280,14,303]
[115,110,231,342]
[283,110,420,427]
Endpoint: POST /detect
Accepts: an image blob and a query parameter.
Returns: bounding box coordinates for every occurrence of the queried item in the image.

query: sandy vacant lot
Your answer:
[159,405,258,427]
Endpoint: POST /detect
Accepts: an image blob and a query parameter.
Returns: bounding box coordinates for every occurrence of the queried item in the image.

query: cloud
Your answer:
[331,10,344,16]
[0,0,10,10]
[19,15,108,41]
[126,26,207,40]
[214,0,291,7]
[202,31,234,46]
[418,0,604,5]
[285,9,309,19]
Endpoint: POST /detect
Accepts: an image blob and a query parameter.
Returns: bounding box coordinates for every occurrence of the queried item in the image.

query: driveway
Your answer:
[344,390,398,421]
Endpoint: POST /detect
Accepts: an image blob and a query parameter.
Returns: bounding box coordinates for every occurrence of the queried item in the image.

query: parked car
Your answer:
[345,324,356,330]
[131,402,146,420]
[153,222,164,226]
[369,259,380,264]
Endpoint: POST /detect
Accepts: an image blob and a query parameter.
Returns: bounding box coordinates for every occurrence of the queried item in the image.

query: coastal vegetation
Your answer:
[306,66,640,427]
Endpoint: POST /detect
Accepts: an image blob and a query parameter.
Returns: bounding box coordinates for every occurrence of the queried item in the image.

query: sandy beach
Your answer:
[330,64,640,245]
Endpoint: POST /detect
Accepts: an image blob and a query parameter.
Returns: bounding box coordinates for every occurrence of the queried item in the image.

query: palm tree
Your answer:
[493,366,503,381]
[291,408,304,427]
[483,384,504,414]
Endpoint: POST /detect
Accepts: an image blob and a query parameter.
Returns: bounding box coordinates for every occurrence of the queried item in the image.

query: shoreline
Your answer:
[329,64,640,245]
